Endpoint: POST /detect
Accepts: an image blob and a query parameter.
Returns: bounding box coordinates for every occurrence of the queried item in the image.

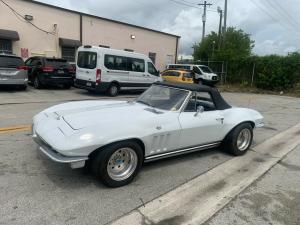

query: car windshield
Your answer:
[199,66,213,73]
[45,58,69,68]
[136,85,189,111]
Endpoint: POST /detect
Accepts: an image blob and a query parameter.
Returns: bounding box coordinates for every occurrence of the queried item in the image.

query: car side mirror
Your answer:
[194,106,204,117]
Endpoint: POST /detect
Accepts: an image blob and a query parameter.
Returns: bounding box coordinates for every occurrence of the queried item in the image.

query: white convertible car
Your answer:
[32,82,263,187]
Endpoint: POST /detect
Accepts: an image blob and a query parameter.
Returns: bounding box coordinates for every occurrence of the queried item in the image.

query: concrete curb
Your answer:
[111,123,300,225]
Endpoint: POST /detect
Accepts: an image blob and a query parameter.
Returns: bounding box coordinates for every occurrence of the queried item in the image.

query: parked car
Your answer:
[0,53,28,90]
[32,81,264,187]
[75,45,162,96]
[167,64,219,85]
[161,69,194,84]
[25,57,74,89]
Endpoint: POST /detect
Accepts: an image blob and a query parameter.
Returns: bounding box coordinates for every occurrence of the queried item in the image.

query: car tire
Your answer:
[223,123,253,156]
[91,141,143,187]
[107,83,119,97]
[33,76,42,89]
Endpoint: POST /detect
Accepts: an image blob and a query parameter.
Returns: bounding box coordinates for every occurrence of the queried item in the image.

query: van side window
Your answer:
[104,54,127,71]
[115,56,127,70]
[128,58,145,72]
[104,55,114,69]
[148,62,158,76]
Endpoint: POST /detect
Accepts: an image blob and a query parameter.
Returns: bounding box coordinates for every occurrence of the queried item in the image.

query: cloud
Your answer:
[37,0,300,56]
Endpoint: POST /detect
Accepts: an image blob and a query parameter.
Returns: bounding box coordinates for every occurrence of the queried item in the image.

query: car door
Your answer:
[127,57,147,87]
[26,58,40,81]
[178,91,225,148]
[146,61,160,83]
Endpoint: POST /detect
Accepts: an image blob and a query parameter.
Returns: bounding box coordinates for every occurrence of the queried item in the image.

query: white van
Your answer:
[75,46,162,96]
[167,64,219,85]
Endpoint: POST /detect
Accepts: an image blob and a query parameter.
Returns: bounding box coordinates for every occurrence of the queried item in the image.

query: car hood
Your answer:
[46,100,160,130]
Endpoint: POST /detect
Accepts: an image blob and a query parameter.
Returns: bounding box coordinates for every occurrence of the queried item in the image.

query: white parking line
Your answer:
[111,123,300,225]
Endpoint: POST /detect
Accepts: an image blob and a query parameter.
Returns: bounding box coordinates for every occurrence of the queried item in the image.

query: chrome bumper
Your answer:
[32,132,88,169]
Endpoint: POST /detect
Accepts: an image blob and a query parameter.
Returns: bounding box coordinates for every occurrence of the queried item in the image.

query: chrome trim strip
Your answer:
[32,134,88,164]
[144,142,221,162]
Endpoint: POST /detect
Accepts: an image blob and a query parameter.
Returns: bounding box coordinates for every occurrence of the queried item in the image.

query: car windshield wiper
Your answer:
[136,100,153,107]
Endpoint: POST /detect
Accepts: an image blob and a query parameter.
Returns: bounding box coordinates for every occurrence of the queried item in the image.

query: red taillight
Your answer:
[96,69,101,84]
[68,66,75,73]
[17,65,28,70]
[42,65,54,72]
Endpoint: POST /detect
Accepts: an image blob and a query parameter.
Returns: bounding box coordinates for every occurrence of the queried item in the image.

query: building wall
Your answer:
[0,0,179,70]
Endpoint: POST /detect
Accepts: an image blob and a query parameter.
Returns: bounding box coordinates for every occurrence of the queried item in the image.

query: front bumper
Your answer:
[32,130,88,169]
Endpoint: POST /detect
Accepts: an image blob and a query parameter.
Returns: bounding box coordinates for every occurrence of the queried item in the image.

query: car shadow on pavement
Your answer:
[38,147,232,190]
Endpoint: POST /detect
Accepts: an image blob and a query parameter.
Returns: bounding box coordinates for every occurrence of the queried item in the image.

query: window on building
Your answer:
[0,39,12,54]
[148,62,159,76]
[149,52,156,64]
[99,45,110,48]
[61,46,76,62]
[124,49,134,52]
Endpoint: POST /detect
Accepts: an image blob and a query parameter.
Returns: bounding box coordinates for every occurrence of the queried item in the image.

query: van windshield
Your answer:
[199,66,213,73]
[77,51,97,69]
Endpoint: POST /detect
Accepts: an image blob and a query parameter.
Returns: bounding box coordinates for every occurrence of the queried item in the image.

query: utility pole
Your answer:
[198,1,212,41]
[223,0,228,33]
[217,6,223,49]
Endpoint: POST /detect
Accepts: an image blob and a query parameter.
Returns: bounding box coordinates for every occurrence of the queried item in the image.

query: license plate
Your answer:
[86,82,92,87]
[57,70,64,74]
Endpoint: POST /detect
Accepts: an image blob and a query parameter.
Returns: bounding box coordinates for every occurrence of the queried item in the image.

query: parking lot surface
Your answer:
[0,86,300,225]
[204,144,300,225]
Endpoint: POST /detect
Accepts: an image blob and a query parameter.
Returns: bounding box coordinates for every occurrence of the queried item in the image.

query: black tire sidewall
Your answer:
[224,123,253,156]
[92,141,143,187]
[107,84,119,97]
[34,76,41,89]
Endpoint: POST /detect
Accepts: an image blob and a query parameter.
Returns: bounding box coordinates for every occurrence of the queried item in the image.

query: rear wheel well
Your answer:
[110,81,120,88]
[88,138,145,161]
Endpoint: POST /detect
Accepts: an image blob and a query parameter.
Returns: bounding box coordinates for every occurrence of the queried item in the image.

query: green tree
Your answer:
[193,27,255,61]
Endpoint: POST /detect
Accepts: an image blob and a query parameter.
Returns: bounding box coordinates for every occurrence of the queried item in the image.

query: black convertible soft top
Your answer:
[153,81,231,110]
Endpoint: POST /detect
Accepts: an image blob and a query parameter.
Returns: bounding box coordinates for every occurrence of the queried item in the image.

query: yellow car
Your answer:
[161,69,194,84]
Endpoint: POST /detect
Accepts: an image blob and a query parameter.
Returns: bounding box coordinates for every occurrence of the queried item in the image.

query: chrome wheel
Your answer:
[107,148,138,181]
[237,128,252,151]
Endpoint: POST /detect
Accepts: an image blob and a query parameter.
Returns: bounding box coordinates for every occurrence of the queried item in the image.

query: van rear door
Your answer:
[76,51,97,83]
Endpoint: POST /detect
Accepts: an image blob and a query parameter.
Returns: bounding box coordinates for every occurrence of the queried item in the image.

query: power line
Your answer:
[168,0,217,12]
[0,0,56,35]
[264,0,300,31]
[249,0,300,36]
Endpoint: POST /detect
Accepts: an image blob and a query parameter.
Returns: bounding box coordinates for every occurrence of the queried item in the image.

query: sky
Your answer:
[37,0,300,57]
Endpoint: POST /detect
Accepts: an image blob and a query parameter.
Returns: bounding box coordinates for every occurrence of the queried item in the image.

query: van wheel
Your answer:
[91,141,143,187]
[107,83,119,97]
